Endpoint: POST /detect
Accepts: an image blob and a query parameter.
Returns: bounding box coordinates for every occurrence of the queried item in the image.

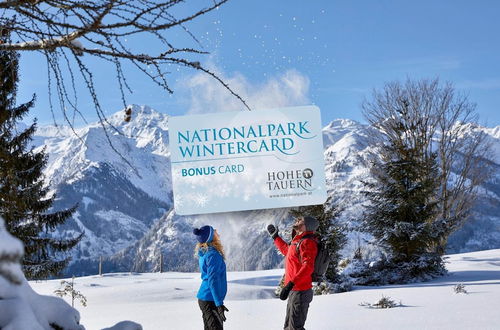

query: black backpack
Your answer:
[295,234,330,282]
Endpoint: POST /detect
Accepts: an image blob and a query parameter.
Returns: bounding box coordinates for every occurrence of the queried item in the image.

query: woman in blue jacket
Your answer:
[193,225,228,330]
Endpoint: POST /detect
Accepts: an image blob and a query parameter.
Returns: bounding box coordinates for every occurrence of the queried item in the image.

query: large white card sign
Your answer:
[168,106,327,215]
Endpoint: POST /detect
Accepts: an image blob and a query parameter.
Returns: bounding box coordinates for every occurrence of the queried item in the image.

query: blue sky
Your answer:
[18,0,500,127]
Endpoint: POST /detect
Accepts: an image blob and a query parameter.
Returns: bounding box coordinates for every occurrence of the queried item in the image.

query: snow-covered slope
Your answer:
[29,249,500,330]
[32,105,500,276]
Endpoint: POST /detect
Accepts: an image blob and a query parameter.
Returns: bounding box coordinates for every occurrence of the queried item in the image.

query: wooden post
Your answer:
[99,256,102,276]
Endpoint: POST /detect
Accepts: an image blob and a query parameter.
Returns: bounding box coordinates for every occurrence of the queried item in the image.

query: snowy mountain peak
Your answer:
[322,118,371,151]
[106,104,169,131]
[323,118,363,130]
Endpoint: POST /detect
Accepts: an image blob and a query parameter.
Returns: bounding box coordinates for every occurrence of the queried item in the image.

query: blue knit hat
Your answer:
[193,225,214,243]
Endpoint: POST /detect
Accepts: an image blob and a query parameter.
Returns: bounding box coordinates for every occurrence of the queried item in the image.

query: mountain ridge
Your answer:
[28,105,500,276]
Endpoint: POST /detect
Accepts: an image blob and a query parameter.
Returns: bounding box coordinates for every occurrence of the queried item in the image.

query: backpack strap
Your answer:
[295,234,318,263]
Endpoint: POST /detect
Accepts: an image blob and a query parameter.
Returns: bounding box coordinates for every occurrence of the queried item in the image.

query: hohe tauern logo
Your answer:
[266,168,314,191]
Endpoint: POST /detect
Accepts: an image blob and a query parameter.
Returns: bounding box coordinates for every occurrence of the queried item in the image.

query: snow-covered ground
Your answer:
[30,249,500,330]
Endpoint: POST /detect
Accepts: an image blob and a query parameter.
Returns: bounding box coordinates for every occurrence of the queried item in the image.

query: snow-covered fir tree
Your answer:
[360,100,445,283]
[0,215,87,329]
[0,34,83,280]
[363,141,440,262]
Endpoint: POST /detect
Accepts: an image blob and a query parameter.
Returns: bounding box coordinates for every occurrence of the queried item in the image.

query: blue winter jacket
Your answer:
[197,246,227,306]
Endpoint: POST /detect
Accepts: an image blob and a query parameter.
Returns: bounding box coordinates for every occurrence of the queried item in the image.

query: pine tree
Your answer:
[363,78,492,259]
[362,100,441,269]
[363,139,439,262]
[289,196,347,283]
[0,34,83,280]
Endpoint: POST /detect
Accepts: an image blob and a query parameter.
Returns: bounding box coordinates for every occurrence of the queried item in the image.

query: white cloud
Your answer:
[180,66,310,114]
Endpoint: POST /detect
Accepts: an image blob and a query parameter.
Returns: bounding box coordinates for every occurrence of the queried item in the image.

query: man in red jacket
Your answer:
[267,216,319,330]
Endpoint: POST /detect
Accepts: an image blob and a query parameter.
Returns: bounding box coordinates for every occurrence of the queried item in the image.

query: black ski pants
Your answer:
[284,289,314,330]
[198,299,223,330]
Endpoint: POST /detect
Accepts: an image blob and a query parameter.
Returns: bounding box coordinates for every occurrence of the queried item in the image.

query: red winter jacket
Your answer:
[274,231,318,291]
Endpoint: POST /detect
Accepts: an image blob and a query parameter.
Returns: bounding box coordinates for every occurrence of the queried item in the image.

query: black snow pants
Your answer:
[283,289,314,330]
[198,299,223,330]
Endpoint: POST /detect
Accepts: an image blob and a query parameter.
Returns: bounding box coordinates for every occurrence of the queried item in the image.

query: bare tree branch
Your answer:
[1,0,251,174]
[0,0,250,117]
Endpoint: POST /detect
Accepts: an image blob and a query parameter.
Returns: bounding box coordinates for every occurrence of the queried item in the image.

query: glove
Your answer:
[213,305,229,323]
[267,224,279,239]
[279,282,294,300]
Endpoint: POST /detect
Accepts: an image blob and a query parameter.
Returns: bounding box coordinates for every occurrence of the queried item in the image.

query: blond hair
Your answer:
[194,234,225,260]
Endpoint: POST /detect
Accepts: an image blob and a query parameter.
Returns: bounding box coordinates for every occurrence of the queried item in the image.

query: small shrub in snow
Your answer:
[454,283,468,294]
[359,295,401,309]
[55,276,88,307]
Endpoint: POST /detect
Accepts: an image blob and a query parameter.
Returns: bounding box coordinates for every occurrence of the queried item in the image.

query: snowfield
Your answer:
[29,249,500,330]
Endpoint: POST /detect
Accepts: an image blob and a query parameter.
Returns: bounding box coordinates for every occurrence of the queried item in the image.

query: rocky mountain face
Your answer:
[31,105,500,276]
